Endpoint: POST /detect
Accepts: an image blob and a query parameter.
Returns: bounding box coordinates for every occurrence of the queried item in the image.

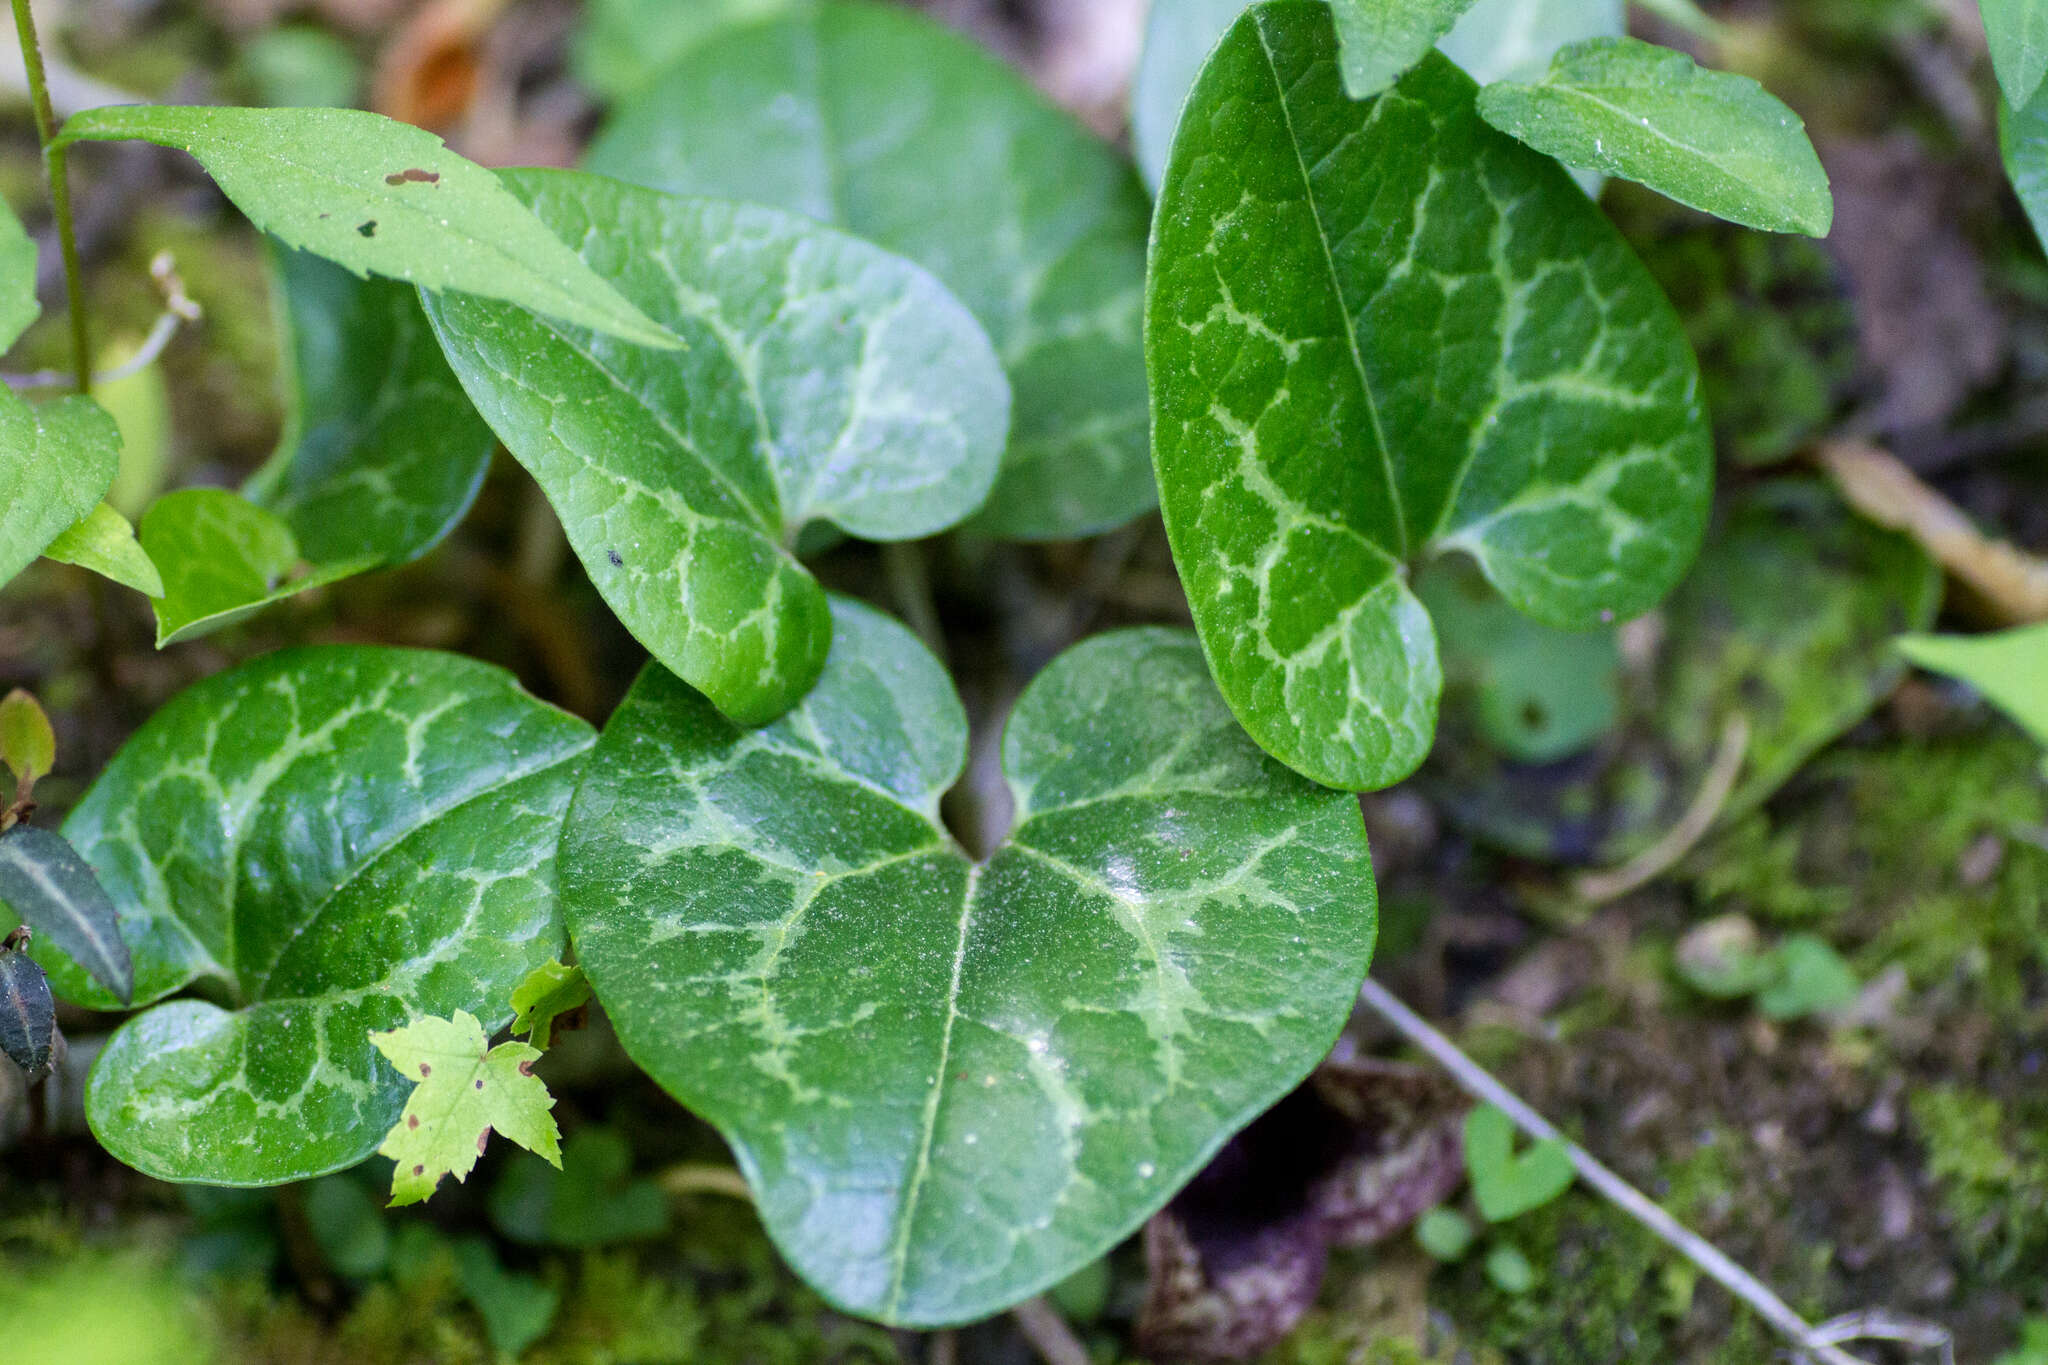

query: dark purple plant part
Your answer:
[1136,1057,1468,1362]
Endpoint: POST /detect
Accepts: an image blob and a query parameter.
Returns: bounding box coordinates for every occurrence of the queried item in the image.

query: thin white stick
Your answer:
[5,250,200,390]
[1356,976,1877,1365]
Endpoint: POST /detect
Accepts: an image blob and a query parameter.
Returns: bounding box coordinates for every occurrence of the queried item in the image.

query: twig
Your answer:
[9,0,89,393]
[1010,1296,1089,1365]
[1574,713,1749,904]
[1355,976,1881,1365]
[4,250,199,390]
[657,1161,755,1203]
[1812,1310,1955,1365]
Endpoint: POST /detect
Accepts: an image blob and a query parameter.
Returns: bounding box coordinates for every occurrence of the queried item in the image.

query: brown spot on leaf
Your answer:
[517,1058,534,1076]
[384,168,441,185]
[477,1126,492,1155]
[413,1164,425,1176]
[407,1114,419,1128]
[419,1063,430,1076]
[474,1078,483,1089]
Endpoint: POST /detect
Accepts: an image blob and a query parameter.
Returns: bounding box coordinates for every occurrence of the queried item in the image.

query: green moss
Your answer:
[1910,1085,2048,1281]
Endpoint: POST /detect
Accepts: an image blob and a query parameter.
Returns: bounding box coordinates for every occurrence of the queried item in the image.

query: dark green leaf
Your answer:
[0,193,39,352]
[425,168,1006,726]
[1148,5,1711,791]
[1329,0,1478,99]
[55,105,679,350]
[58,646,594,1185]
[245,245,495,567]
[138,488,374,646]
[0,945,55,1082]
[44,502,165,597]
[1755,934,1858,1021]
[303,1175,391,1277]
[0,826,133,1004]
[452,1235,560,1358]
[0,392,123,591]
[586,1,1155,541]
[563,596,1376,1324]
[489,1126,670,1247]
[1983,0,2048,110]
[1476,38,1833,237]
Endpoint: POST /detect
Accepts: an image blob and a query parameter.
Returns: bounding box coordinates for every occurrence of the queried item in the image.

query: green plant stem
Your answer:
[9,0,90,394]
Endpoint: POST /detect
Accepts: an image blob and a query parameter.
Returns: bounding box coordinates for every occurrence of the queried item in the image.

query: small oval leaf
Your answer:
[0,826,133,1004]
[1147,5,1711,791]
[1475,37,1833,237]
[587,0,1155,541]
[563,597,1376,1324]
[0,688,56,788]
[60,646,595,1185]
[425,168,1007,726]
[55,104,679,350]
[0,945,55,1082]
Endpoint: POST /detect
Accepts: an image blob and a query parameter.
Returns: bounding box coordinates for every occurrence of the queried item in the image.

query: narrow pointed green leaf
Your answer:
[245,245,495,567]
[425,168,1007,726]
[1147,5,1711,792]
[0,392,122,590]
[139,488,375,645]
[0,945,55,1082]
[587,0,1155,541]
[54,105,679,350]
[1329,0,1479,99]
[1476,38,1833,237]
[0,826,133,1004]
[1897,624,2048,750]
[58,646,594,1185]
[0,194,39,352]
[1983,0,2048,110]
[44,502,164,597]
[563,597,1376,1325]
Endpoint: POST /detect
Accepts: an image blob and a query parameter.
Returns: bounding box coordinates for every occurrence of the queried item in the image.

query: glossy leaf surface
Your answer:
[1476,38,1832,237]
[586,0,1155,540]
[0,945,54,1082]
[43,502,164,597]
[62,647,594,1185]
[426,169,1006,726]
[1983,0,2048,110]
[139,489,374,646]
[0,393,122,590]
[563,597,1376,1324]
[0,193,38,351]
[247,246,495,567]
[56,105,677,349]
[1329,0,1477,99]
[0,825,133,1003]
[1147,5,1711,791]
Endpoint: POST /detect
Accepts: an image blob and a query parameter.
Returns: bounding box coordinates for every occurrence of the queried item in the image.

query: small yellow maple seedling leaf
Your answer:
[370,1009,561,1207]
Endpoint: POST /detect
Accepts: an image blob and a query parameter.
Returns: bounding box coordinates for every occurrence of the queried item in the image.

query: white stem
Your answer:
[1355,976,1877,1365]
[5,250,200,391]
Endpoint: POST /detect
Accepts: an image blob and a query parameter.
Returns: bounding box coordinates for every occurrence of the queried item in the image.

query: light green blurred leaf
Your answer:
[1897,624,2048,750]
[0,392,122,591]
[1983,0,2048,109]
[0,193,39,352]
[44,502,163,597]
[1476,38,1833,236]
[1329,0,1478,99]
[571,0,794,101]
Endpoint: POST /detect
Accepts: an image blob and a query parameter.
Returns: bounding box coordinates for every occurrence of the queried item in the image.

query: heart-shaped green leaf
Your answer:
[0,392,122,591]
[0,825,133,1004]
[139,489,375,646]
[562,597,1377,1325]
[1329,0,1478,99]
[245,245,496,568]
[1463,1104,1573,1222]
[425,168,1007,726]
[54,105,678,350]
[54,646,594,1185]
[1983,0,2048,110]
[0,193,39,353]
[1476,38,1833,238]
[586,0,1156,541]
[1148,4,1711,792]
[43,502,164,597]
